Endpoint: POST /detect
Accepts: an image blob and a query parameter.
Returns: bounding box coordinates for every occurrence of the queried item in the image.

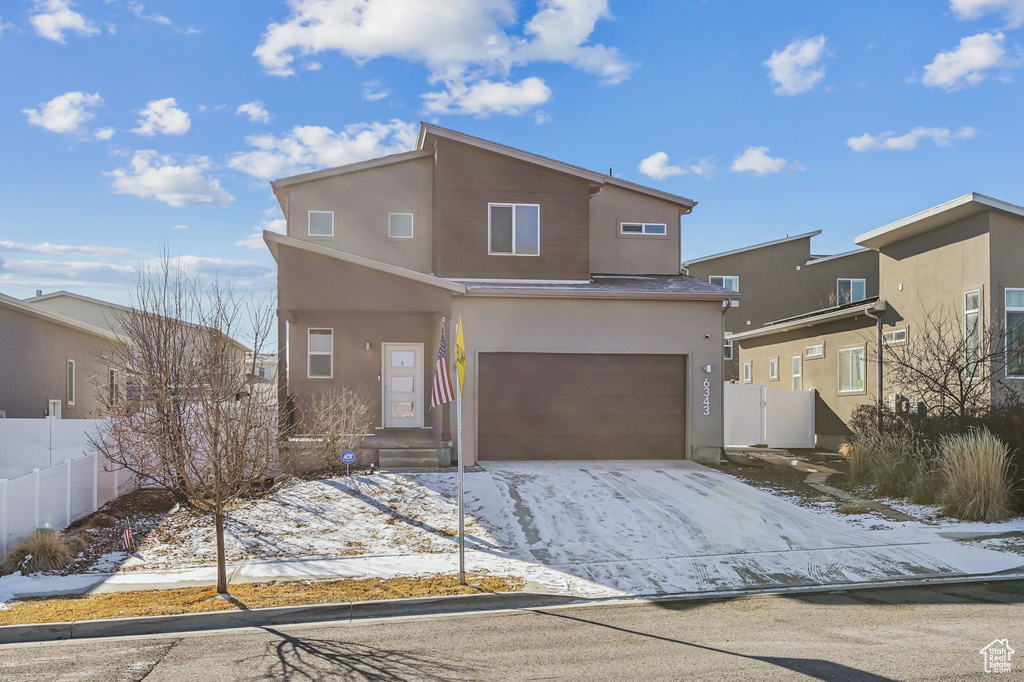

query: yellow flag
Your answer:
[454,315,467,394]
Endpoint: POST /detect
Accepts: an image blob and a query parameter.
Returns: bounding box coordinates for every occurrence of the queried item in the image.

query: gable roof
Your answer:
[270,149,433,190]
[682,230,821,267]
[0,292,127,343]
[418,122,697,209]
[856,192,1024,249]
[730,297,885,341]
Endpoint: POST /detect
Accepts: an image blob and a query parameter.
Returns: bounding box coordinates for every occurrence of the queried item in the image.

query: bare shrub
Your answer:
[1,531,75,576]
[938,430,1013,522]
[837,502,868,515]
[296,387,375,472]
[84,513,117,529]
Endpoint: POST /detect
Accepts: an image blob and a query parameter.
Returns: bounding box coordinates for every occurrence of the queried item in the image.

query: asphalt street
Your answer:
[1,580,1022,681]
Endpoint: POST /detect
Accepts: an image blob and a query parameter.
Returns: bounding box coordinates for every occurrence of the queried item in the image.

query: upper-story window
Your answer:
[388,213,414,239]
[308,210,334,237]
[965,291,981,378]
[1005,288,1024,378]
[620,222,667,236]
[67,359,76,406]
[837,278,866,305]
[710,276,739,307]
[307,328,333,379]
[488,203,540,256]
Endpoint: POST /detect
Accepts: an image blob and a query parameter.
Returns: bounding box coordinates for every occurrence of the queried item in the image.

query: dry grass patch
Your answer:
[0,574,523,627]
[837,502,869,515]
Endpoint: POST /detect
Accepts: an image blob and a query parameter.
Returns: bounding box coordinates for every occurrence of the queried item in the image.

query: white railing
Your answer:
[724,384,816,449]
[0,449,131,559]
[0,417,107,479]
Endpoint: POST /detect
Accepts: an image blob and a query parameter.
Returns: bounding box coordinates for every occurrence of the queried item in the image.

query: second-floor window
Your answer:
[488,203,540,256]
[621,222,667,236]
[710,276,739,307]
[389,213,414,239]
[837,278,866,305]
[308,210,334,237]
[1006,288,1024,378]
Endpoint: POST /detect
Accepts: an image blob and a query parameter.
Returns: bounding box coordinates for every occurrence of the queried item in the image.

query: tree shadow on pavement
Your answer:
[529,609,897,682]
[255,626,473,681]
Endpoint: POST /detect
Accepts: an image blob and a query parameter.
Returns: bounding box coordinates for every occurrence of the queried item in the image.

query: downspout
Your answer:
[720,298,733,460]
[864,306,884,434]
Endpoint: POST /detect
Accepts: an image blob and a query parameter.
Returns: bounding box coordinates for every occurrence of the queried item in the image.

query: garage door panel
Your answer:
[478,352,686,460]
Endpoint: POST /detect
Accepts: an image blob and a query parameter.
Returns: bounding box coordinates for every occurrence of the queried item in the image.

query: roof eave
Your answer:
[731,299,886,342]
[683,230,822,267]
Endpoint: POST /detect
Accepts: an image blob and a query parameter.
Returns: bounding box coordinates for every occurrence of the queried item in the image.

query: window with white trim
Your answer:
[1006,288,1024,378]
[805,343,824,358]
[724,337,733,360]
[792,355,803,391]
[488,203,540,256]
[388,213,414,239]
[308,210,334,236]
[108,368,121,405]
[620,222,667,236]
[710,276,739,307]
[307,328,333,379]
[67,359,76,405]
[965,291,981,378]
[883,329,907,345]
[743,361,752,383]
[769,357,779,381]
[838,347,866,393]
[837,278,866,304]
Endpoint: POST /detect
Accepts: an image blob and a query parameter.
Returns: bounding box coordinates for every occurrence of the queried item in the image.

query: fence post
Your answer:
[92,453,99,512]
[32,467,41,530]
[64,458,73,528]
[113,466,119,499]
[46,416,54,468]
[0,478,8,559]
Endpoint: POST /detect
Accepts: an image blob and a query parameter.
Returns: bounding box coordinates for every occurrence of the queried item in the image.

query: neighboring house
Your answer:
[267,123,736,467]
[248,352,278,405]
[683,232,878,380]
[732,193,1024,448]
[0,292,126,419]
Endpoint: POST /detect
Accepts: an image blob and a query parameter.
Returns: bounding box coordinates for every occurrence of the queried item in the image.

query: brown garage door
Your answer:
[477,353,686,460]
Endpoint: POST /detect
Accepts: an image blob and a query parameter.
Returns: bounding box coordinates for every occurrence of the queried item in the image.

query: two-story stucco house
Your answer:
[266,123,736,468]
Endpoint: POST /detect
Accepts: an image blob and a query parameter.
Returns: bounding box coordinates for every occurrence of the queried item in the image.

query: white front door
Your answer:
[382,343,424,428]
[48,399,62,418]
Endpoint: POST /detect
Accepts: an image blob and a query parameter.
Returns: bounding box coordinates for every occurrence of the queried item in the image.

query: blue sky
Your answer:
[2,0,1023,314]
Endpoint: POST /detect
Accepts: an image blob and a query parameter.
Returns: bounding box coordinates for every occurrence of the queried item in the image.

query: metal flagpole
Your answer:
[456,326,466,585]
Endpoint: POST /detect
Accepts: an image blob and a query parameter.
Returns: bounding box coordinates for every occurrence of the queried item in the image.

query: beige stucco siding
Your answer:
[282,155,434,274]
[589,184,683,275]
[29,296,129,336]
[450,296,725,465]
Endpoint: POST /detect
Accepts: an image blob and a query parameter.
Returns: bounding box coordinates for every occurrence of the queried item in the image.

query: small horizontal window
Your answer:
[308,211,334,237]
[620,222,667,236]
[388,213,414,239]
[883,329,907,345]
[805,343,824,358]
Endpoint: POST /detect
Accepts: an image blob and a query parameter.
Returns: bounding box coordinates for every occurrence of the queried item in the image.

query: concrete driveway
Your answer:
[478,460,1024,597]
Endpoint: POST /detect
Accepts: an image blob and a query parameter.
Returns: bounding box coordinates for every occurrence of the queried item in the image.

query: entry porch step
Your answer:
[378,448,451,470]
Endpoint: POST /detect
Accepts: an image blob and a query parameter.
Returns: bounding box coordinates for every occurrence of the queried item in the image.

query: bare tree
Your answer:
[878,305,1024,424]
[94,256,277,594]
[294,388,375,472]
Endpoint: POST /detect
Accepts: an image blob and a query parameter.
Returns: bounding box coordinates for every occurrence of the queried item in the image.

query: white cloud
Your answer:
[922,32,1016,90]
[151,255,272,279]
[94,127,116,140]
[951,0,1024,27]
[228,119,417,181]
[422,77,552,116]
[763,35,828,96]
[363,80,390,102]
[847,126,977,152]
[730,146,803,175]
[0,18,12,38]
[132,98,191,136]
[638,152,716,180]
[170,224,189,231]
[0,241,134,257]
[237,214,286,250]
[127,2,170,26]
[105,150,235,207]
[0,259,135,284]
[236,101,271,123]
[29,0,99,43]
[253,0,631,116]
[23,91,103,136]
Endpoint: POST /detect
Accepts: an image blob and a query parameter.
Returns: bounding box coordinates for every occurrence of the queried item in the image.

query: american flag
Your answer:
[122,521,133,551]
[430,318,456,409]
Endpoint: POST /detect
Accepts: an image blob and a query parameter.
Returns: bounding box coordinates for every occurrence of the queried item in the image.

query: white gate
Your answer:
[724,384,815,448]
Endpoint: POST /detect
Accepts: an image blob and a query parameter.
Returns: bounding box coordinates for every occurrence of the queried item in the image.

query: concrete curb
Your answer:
[0,591,580,645]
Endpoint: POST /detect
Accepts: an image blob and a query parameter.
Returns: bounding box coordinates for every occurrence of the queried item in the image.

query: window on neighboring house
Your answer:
[1006,288,1024,378]
[488,203,540,256]
[308,210,334,236]
[805,343,824,358]
[838,346,866,393]
[743,361,752,383]
[67,359,76,405]
[620,222,667,236]
[724,337,733,360]
[965,291,981,378]
[792,355,803,391]
[710,276,739,307]
[837,278,866,305]
[307,328,334,379]
[769,357,779,381]
[388,213,414,239]
[108,368,121,406]
[883,329,907,345]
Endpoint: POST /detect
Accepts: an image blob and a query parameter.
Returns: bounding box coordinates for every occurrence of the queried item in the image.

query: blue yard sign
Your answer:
[341,450,356,465]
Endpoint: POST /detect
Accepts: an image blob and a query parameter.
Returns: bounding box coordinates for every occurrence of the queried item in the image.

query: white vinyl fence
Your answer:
[0,436,131,559]
[0,417,107,480]
[724,384,816,449]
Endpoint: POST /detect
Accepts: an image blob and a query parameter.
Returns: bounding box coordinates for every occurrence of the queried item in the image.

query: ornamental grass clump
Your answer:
[0,530,76,576]
[938,429,1013,522]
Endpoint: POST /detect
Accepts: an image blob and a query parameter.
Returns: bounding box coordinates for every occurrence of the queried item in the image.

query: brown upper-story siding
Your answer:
[430,137,596,280]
